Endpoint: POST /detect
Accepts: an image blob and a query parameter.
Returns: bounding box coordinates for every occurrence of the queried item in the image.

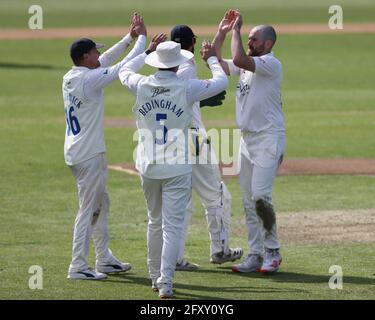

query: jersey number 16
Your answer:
[65,106,81,136]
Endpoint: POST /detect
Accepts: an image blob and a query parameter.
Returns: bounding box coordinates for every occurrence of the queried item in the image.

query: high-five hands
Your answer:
[231,10,243,31]
[218,9,242,33]
[131,12,147,37]
[200,40,215,61]
[218,10,237,34]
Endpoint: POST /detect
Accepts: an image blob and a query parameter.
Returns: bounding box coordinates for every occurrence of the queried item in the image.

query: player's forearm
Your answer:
[188,57,228,104]
[118,52,147,93]
[207,57,229,96]
[124,35,147,63]
[212,31,225,61]
[99,33,134,68]
[120,51,147,74]
[212,31,230,75]
[108,38,147,80]
[231,29,255,72]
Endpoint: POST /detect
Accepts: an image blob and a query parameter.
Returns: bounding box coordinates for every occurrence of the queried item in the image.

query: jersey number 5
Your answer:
[65,106,81,136]
[155,113,168,145]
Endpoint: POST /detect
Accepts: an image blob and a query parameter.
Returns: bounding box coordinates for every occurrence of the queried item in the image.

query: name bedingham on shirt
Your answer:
[134,75,192,179]
[226,52,285,134]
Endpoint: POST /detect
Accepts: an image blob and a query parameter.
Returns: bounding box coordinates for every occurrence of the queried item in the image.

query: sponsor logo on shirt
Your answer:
[151,87,171,98]
[236,83,250,96]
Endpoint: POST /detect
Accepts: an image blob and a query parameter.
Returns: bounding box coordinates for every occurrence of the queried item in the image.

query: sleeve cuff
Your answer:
[123,33,133,44]
[207,56,219,65]
[138,34,147,43]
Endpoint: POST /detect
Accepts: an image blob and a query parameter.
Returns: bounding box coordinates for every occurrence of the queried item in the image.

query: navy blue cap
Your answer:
[70,38,104,61]
[170,25,196,44]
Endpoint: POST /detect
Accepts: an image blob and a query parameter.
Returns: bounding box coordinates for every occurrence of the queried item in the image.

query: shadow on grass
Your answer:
[98,266,375,299]
[191,266,375,286]
[230,270,375,286]
[101,271,309,300]
[0,62,66,71]
[102,273,227,299]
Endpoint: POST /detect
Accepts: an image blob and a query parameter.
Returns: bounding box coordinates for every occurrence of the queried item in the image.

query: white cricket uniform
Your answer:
[119,53,228,285]
[176,58,233,258]
[225,52,285,255]
[63,34,146,273]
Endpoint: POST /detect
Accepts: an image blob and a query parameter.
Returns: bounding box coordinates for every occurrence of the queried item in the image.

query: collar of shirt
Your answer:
[155,70,178,79]
[72,66,90,71]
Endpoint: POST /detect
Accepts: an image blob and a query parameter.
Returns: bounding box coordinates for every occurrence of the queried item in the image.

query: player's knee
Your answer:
[206,210,222,234]
[244,206,258,223]
[255,198,273,210]
[221,182,232,201]
[252,191,272,203]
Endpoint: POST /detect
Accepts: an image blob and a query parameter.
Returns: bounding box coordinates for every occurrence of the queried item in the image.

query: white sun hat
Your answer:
[145,41,194,68]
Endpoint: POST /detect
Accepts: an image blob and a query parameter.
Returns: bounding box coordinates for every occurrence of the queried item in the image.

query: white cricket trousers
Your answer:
[177,162,232,260]
[68,153,113,273]
[141,173,192,286]
[239,132,285,255]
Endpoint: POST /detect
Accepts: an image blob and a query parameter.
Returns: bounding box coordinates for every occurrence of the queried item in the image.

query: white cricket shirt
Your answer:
[226,52,285,134]
[119,53,228,179]
[63,35,146,166]
[176,59,204,129]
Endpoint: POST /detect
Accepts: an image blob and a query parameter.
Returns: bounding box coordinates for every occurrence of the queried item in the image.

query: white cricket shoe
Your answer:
[231,254,263,273]
[96,256,132,274]
[210,247,243,264]
[158,283,174,299]
[68,267,107,280]
[259,248,282,273]
[151,278,159,292]
[176,259,199,271]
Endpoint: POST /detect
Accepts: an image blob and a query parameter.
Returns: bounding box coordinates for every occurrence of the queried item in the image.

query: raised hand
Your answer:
[146,33,168,52]
[232,10,243,31]
[218,10,237,34]
[130,12,147,37]
[200,40,215,61]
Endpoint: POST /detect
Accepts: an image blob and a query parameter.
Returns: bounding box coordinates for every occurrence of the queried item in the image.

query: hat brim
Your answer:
[95,43,105,49]
[145,49,194,68]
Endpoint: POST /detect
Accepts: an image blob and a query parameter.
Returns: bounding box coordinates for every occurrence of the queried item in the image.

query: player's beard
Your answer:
[248,43,265,57]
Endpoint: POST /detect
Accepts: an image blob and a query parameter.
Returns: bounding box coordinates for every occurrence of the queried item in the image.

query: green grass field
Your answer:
[1,1,375,300]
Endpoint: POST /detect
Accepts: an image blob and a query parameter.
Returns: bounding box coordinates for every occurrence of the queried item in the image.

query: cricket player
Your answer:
[213,10,285,273]
[170,25,243,270]
[119,38,228,298]
[63,14,147,280]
